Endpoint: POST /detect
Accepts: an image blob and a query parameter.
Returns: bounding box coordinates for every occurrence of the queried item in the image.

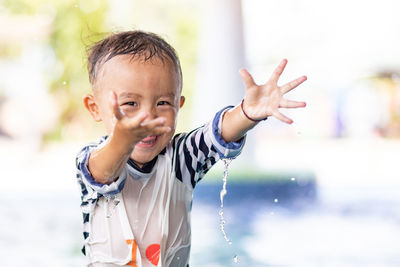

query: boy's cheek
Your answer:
[166,111,179,126]
[120,107,134,117]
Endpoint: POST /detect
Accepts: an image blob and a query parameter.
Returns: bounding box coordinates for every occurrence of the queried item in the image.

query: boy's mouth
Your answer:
[136,135,158,148]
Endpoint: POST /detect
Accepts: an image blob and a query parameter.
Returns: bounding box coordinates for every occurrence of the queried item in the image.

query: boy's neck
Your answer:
[128,148,166,172]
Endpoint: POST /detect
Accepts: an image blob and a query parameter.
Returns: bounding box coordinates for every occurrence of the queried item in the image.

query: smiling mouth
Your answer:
[136,135,158,148]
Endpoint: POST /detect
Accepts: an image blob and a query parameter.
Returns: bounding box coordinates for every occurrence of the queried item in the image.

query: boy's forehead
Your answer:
[93,55,181,96]
[99,54,171,79]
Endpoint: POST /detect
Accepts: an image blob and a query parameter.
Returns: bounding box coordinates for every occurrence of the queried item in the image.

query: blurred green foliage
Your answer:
[1,0,198,142]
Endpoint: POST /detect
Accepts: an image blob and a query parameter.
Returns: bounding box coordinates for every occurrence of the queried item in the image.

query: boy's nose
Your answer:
[142,106,157,120]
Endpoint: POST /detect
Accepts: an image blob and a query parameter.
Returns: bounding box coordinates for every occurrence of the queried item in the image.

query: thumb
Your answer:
[239,68,255,89]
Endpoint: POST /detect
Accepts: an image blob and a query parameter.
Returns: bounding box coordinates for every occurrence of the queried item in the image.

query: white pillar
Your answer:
[193,0,256,163]
[193,0,246,127]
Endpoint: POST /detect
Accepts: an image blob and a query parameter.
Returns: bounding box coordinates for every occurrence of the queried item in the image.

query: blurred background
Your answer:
[0,0,399,266]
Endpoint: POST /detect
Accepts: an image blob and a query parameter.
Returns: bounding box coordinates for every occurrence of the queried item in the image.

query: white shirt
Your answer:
[76,107,245,266]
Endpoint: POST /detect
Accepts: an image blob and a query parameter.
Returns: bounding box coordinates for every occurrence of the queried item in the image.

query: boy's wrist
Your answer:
[108,130,136,155]
[234,104,258,130]
[221,104,258,142]
[240,99,268,122]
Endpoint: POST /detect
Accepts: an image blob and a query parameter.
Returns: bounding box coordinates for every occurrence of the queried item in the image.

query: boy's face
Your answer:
[87,55,183,167]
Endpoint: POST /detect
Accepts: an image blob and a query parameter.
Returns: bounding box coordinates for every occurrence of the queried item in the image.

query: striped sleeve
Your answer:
[75,136,128,255]
[75,136,127,200]
[172,106,246,188]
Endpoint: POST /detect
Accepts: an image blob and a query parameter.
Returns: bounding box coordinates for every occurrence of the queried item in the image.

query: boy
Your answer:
[76,30,306,267]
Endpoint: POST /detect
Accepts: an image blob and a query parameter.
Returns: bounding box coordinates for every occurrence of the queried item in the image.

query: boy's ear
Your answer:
[180,96,185,108]
[83,94,102,122]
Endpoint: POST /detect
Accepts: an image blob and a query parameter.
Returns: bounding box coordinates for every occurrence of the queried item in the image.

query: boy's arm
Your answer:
[172,107,245,188]
[88,92,171,184]
[221,59,307,142]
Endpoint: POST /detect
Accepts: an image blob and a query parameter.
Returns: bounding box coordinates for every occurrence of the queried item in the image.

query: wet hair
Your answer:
[87,30,182,89]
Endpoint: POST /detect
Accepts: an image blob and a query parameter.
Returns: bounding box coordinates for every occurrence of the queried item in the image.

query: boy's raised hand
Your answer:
[109,91,171,148]
[239,59,307,124]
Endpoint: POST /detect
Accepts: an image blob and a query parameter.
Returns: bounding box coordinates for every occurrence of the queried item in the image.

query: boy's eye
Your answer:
[157,101,170,106]
[123,102,137,106]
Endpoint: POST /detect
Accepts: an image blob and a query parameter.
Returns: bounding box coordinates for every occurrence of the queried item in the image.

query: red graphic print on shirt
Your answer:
[146,243,160,266]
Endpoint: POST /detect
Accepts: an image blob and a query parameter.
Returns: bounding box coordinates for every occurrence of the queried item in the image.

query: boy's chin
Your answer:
[130,151,158,168]
[131,135,171,168]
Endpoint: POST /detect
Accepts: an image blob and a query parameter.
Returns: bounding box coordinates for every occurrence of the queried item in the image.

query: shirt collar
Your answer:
[102,135,166,175]
[126,148,167,179]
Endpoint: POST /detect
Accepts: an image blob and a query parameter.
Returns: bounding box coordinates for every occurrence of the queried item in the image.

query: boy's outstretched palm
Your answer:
[239,59,307,124]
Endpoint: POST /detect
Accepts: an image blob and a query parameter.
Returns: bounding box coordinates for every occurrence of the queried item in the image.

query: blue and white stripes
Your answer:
[171,106,245,188]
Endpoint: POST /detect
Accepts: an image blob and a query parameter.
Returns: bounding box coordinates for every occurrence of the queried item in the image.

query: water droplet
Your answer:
[63,81,67,85]
[291,177,296,181]
[233,255,239,263]
[105,196,120,218]
[274,198,278,203]
[177,256,180,260]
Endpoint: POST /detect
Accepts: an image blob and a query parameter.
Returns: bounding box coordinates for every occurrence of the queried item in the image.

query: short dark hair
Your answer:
[87,30,182,89]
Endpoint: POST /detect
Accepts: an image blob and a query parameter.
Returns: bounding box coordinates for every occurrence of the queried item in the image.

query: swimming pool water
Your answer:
[191,183,400,266]
[1,182,399,267]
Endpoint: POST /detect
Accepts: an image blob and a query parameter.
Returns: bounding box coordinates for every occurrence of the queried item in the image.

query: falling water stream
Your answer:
[219,158,232,243]
[219,158,239,263]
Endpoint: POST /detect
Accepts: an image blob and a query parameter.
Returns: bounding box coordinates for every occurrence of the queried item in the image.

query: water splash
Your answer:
[233,255,239,263]
[219,158,232,244]
[105,196,120,218]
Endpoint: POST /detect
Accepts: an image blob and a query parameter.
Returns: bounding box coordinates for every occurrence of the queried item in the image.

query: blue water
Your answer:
[1,180,399,267]
[191,181,400,266]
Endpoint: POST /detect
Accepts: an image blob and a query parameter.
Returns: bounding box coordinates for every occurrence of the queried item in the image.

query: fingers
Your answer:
[148,126,172,136]
[110,91,125,120]
[137,117,172,137]
[273,110,293,124]
[279,99,307,109]
[139,116,166,128]
[281,76,307,94]
[129,115,171,133]
[131,111,149,126]
[239,68,256,89]
[270,59,288,83]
